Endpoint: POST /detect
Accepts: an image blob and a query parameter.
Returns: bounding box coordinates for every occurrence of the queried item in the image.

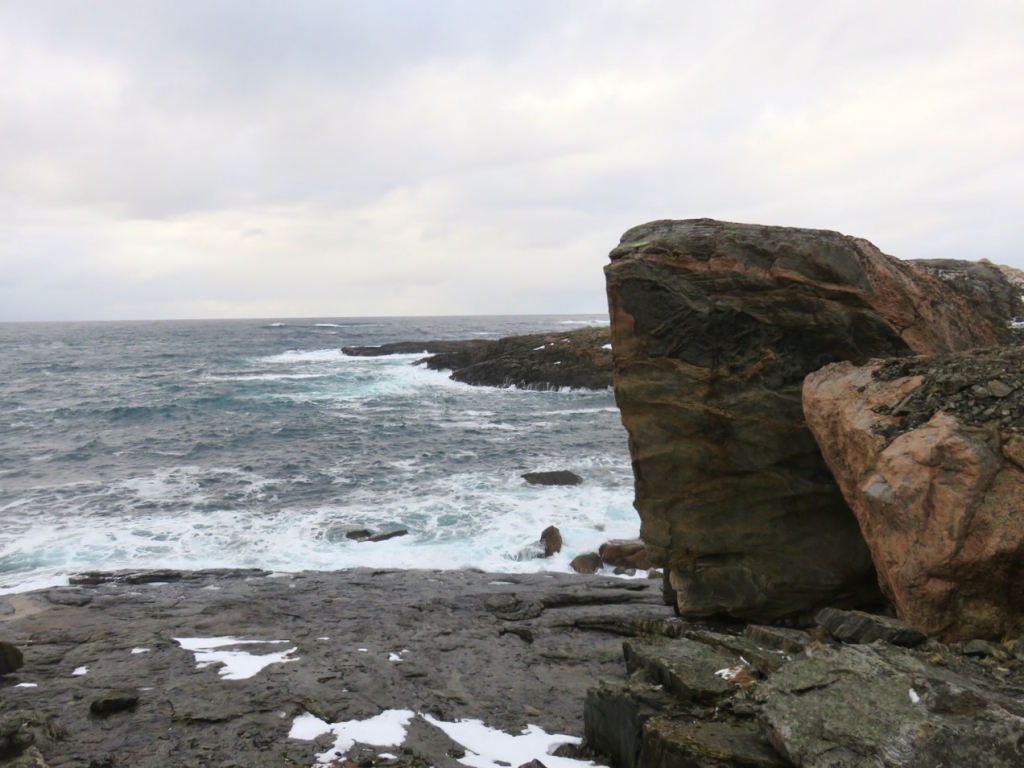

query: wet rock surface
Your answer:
[804,354,1024,641]
[604,218,1001,624]
[522,471,584,487]
[0,568,668,767]
[343,327,612,390]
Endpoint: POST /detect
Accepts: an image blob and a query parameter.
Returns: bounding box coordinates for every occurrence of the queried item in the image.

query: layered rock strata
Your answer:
[605,218,1002,622]
[343,326,612,390]
[804,346,1024,641]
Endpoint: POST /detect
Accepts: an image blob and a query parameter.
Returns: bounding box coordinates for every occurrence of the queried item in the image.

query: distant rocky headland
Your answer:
[6,218,1024,767]
[342,326,612,390]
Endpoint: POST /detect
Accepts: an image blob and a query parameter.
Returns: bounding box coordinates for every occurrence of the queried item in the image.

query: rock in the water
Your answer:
[540,526,563,557]
[757,643,1024,767]
[0,642,24,675]
[343,326,613,390]
[605,218,1001,623]
[804,349,1024,641]
[599,540,650,570]
[522,471,583,486]
[570,553,603,574]
[89,690,139,716]
[816,607,927,648]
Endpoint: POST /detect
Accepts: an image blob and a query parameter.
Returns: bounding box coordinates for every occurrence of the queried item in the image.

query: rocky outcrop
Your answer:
[804,347,1024,642]
[599,540,651,570]
[605,218,1002,623]
[912,258,1024,344]
[522,471,583,486]
[585,605,1024,768]
[343,326,612,390]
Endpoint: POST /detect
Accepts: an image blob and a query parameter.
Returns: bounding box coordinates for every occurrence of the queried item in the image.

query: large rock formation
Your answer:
[804,347,1024,642]
[343,326,612,390]
[605,218,1002,622]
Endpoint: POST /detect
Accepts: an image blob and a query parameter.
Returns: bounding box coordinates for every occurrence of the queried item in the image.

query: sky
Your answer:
[1,0,1022,321]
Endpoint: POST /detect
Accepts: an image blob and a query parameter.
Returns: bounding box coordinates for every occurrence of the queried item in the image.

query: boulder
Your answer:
[0,642,24,676]
[599,539,651,570]
[757,643,1024,767]
[522,471,583,486]
[803,348,1024,641]
[89,690,139,716]
[540,526,563,557]
[570,553,603,574]
[815,607,927,648]
[605,218,1001,622]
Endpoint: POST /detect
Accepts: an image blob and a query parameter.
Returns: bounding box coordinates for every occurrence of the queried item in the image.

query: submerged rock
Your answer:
[605,218,1001,623]
[599,540,650,570]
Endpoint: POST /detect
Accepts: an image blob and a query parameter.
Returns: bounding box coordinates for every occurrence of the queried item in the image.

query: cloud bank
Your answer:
[1,0,1022,320]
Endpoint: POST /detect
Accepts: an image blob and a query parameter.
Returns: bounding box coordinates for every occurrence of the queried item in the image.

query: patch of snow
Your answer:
[317,637,330,641]
[290,709,415,764]
[174,636,298,680]
[602,344,612,350]
[533,345,546,351]
[423,714,590,768]
[379,753,397,760]
[389,653,403,662]
[358,647,368,652]
[909,688,921,704]
[14,682,37,688]
[72,666,88,676]
[714,666,744,681]
[130,647,150,654]
[290,710,592,768]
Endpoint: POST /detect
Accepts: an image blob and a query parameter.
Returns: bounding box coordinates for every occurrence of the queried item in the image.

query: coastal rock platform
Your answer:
[0,568,668,767]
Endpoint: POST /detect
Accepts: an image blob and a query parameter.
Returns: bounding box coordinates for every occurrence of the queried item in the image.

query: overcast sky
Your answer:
[1,1,1022,321]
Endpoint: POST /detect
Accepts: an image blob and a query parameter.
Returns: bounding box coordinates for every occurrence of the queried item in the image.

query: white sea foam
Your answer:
[0,462,637,592]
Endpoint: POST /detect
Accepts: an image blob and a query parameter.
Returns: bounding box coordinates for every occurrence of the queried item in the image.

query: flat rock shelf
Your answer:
[0,568,669,768]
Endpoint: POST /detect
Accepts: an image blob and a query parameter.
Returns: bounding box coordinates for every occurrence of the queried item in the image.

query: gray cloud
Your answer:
[0,0,1022,320]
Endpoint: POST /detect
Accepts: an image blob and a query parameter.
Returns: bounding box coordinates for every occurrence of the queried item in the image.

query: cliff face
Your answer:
[604,218,1001,622]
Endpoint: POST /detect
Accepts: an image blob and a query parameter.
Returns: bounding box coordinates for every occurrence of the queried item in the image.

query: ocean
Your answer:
[0,315,638,594]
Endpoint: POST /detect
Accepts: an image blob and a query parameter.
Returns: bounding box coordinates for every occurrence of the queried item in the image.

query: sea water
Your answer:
[0,315,637,594]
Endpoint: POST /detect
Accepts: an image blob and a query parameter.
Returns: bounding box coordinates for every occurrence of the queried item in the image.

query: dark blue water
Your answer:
[0,315,636,592]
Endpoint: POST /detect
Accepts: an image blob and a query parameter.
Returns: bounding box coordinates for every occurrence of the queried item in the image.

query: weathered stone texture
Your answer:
[605,218,1000,623]
[804,353,1024,642]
